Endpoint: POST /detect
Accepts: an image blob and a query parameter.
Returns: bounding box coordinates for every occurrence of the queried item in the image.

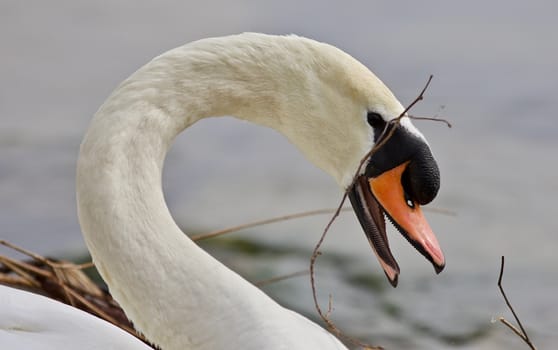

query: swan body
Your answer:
[0,33,445,349]
[0,285,151,349]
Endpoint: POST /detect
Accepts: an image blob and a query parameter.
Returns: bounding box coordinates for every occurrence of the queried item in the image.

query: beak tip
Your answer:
[386,272,399,288]
[434,262,445,274]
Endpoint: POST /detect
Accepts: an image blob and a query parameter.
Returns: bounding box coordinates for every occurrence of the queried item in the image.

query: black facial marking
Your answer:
[366,124,440,205]
[367,112,386,131]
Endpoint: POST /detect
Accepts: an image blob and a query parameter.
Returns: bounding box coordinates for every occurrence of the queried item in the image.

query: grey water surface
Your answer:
[1,1,557,349]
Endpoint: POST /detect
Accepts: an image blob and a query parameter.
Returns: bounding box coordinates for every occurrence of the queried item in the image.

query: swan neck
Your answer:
[76,37,295,350]
[76,34,363,349]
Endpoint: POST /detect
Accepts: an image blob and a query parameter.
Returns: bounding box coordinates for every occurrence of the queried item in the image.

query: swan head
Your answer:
[267,36,445,286]
[346,113,444,287]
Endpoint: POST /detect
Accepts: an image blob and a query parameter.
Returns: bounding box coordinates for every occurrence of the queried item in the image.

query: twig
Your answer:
[254,270,309,287]
[0,255,52,278]
[497,256,537,350]
[55,261,96,270]
[325,294,334,319]
[309,75,450,349]
[0,274,36,288]
[0,239,95,271]
[0,257,42,287]
[53,266,77,306]
[407,115,452,128]
[191,208,351,241]
[0,239,49,262]
[192,206,455,241]
[423,206,457,216]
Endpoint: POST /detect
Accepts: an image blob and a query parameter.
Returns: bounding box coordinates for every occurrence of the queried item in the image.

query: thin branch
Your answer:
[53,266,77,307]
[0,256,51,278]
[254,270,309,287]
[0,274,36,288]
[0,239,49,263]
[424,206,457,216]
[407,115,452,128]
[54,261,96,270]
[191,205,454,242]
[191,208,350,241]
[400,75,433,117]
[325,294,334,319]
[0,257,42,287]
[497,256,537,350]
[499,317,528,342]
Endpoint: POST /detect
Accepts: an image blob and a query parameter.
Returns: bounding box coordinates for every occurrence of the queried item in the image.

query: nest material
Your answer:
[0,240,155,348]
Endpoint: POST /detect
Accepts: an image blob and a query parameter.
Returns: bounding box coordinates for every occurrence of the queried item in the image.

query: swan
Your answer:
[0,33,445,349]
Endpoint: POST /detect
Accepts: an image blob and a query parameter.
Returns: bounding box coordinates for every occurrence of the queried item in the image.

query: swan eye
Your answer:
[367,112,385,129]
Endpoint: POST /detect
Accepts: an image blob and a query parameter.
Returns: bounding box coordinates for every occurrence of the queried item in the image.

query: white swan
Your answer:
[0,33,445,349]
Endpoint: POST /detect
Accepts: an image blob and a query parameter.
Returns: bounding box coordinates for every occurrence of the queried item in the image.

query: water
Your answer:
[1,1,557,348]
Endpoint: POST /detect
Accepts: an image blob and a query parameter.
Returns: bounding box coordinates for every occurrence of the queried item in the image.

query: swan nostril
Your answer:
[401,165,415,207]
[404,188,415,209]
[405,197,415,209]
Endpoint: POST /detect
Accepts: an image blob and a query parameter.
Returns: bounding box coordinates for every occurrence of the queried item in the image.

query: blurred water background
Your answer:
[1,1,557,349]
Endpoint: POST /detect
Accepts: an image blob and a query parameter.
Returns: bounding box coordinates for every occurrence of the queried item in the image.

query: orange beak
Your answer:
[349,161,445,287]
[370,162,445,267]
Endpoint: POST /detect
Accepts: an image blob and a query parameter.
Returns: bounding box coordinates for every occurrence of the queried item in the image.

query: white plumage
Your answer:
[0,285,150,349]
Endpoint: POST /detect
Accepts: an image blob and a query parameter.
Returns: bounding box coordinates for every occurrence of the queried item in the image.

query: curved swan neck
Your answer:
[77,33,348,349]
